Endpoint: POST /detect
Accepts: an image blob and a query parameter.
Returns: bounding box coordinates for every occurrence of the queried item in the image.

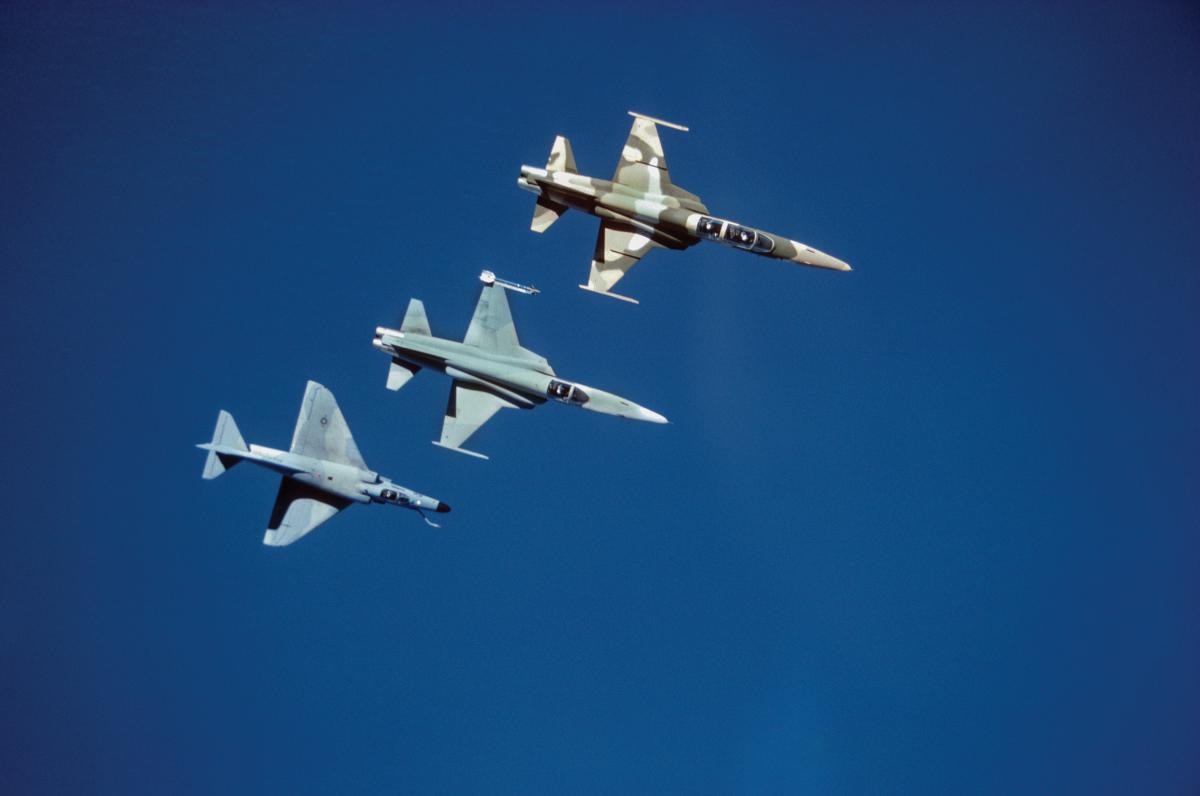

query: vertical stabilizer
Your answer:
[200,410,248,479]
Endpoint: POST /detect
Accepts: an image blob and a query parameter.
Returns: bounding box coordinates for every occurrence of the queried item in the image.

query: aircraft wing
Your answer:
[613,112,707,211]
[613,112,677,193]
[263,477,352,546]
[463,283,521,355]
[289,381,369,470]
[433,381,518,459]
[462,283,553,372]
[581,220,662,303]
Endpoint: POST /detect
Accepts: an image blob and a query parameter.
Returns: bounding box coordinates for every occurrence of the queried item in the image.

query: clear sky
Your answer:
[2,1,1198,793]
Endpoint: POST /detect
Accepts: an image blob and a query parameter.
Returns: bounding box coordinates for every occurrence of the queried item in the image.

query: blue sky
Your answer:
[2,1,1198,793]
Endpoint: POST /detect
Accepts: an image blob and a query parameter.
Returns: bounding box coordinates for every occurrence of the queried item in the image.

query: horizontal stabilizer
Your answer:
[387,359,420,391]
[200,410,247,479]
[531,196,568,233]
[401,298,431,336]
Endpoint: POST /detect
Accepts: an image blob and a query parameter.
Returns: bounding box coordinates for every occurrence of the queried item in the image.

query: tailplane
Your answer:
[198,410,248,479]
[532,197,567,233]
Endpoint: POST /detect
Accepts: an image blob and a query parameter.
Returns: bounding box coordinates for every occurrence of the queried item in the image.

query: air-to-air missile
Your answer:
[197,381,449,545]
[518,111,851,303]
[372,270,667,459]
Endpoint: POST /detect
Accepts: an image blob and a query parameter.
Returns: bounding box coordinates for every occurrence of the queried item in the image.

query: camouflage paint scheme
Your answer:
[373,274,667,459]
[197,381,449,546]
[518,111,852,303]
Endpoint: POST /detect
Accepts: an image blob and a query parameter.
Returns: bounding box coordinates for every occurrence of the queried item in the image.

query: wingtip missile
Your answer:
[480,270,539,294]
[627,110,689,132]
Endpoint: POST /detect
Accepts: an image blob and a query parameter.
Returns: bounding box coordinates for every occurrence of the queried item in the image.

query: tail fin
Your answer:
[401,298,431,335]
[198,410,248,479]
[548,135,576,173]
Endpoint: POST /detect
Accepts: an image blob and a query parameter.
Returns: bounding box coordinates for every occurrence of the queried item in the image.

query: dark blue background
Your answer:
[3,2,1198,792]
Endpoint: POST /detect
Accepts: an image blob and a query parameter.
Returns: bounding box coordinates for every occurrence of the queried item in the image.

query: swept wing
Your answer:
[433,381,519,460]
[581,221,663,303]
[612,111,707,211]
[462,283,553,372]
[289,381,369,470]
[263,478,352,546]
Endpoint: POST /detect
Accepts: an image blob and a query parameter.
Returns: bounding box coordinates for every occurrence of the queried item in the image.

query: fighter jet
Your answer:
[197,381,449,546]
[372,271,667,459]
[518,111,852,303]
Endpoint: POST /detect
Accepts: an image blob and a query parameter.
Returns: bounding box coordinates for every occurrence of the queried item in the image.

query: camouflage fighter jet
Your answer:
[372,271,667,459]
[197,381,450,545]
[518,111,851,303]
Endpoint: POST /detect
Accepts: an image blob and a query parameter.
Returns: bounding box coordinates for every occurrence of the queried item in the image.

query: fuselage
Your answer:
[518,165,851,271]
[372,328,667,422]
[374,331,553,407]
[231,444,444,512]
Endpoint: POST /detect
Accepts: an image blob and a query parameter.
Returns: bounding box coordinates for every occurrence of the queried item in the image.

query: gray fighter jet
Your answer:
[197,381,449,546]
[518,111,851,303]
[372,271,667,459]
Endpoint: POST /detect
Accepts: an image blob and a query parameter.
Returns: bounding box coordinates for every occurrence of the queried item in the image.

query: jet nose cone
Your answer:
[635,405,669,424]
[788,241,851,271]
[435,502,451,514]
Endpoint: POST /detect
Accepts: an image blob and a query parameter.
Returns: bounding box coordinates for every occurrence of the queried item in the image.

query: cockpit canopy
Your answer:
[379,487,409,504]
[547,379,589,405]
[723,222,775,253]
[696,216,724,239]
[696,216,775,253]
